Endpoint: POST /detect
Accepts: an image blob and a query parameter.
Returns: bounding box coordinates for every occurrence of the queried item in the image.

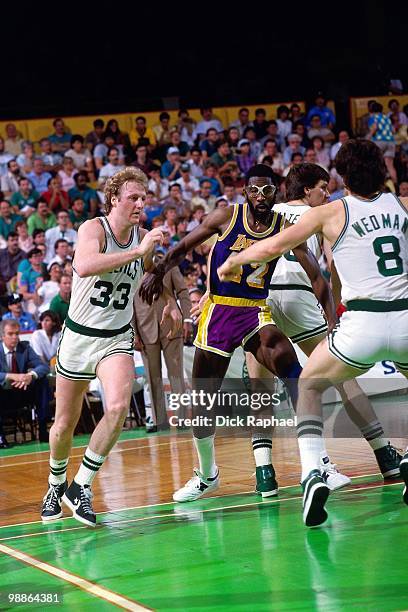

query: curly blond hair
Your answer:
[103,167,148,214]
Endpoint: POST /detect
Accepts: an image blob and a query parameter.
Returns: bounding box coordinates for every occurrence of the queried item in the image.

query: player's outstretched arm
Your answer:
[217,207,323,281]
[74,220,163,277]
[293,243,338,333]
[139,206,233,305]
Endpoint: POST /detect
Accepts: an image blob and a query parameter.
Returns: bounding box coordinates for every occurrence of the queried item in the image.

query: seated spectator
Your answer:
[283,134,306,167]
[2,293,36,331]
[311,136,330,169]
[197,179,217,210]
[223,182,245,206]
[293,122,310,148]
[304,148,318,163]
[174,216,188,241]
[306,94,336,128]
[0,139,14,180]
[0,232,26,286]
[143,191,164,229]
[226,127,240,155]
[147,165,169,201]
[161,205,178,237]
[1,159,24,198]
[0,319,50,445]
[0,200,23,240]
[49,274,72,323]
[252,108,268,140]
[390,113,408,149]
[105,118,130,151]
[47,238,72,269]
[27,159,52,195]
[177,109,197,147]
[97,147,126,187]
[93,133,121,171]
[201,163,222,196]
[37,262,62,313]
[258,139,284,175]
[210,141,236,174]
[176,163,200,200]
[10,178,39,218]
[229,107,252,137]
[166,129,190,161]
[188,147,204,179]
[4,123,24,157]
[368,102,397,183]
[199,128,219,159]
[45,210,77,262]
[42,176,70,213]
[260,120,284,151]
[276,105,292,144]
[242,126,262,160]
[58,157,78,192]
[195,108,223,140]
[290,103,306,126]
[27,200,57,236]
[85,118,105,152]
[30,310,61,365]
[282,152,304,177]
[186,203,206,232]
[399,181,408,197]
[387,99,408,125]
[132,142,152,174]
[161,147,182,181]
[18,247,46,314]
[16,141,35,174]
[68,171,98,217]
[328,176,345,201]
[48,117,71,154]
[330,130,349,161]
[129,115,155,148]
[39,138,63,173]
[64,135,94,177]
[152,111,173,148]
[307,115,335,146]
[15,220,33,253]
[69,198,88,230]
[162,184,190,216]
[236,139,256,174]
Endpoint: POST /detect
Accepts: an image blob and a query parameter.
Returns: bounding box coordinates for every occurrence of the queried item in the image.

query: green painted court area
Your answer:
[1,477,407,611]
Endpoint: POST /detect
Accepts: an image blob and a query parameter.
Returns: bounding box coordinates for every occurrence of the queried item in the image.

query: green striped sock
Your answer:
[75,447,106,486]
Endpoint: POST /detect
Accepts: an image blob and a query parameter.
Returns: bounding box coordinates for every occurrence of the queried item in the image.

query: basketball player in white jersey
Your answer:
[246,163,401,494]
[218,139,408,527]
[41,167,176,527]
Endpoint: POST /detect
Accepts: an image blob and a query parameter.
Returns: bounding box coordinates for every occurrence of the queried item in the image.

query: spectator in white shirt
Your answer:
[176,163,200,200]
[30,310,61,365]
[37,262,62,313]
[330,130,349,161]
[44,211,77,263]
[98,147,125,187]
[195,108,223,140]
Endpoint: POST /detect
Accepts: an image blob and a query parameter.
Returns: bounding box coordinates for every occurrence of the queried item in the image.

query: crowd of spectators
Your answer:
[1,94,408,442]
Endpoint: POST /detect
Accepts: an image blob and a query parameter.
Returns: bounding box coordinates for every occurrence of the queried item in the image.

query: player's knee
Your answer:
[105,400,127,420]
[51,415,77,437]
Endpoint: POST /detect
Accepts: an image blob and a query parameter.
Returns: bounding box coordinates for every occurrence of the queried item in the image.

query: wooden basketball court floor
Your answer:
[0,398,407,611]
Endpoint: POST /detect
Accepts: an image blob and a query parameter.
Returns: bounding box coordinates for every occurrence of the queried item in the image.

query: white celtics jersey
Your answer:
[332,193,408,303]
[271,202,322,288]
[68,217,143,332]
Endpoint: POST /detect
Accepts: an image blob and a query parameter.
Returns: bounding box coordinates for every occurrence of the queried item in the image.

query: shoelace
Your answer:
[80,487,94,514]
[43,485,59,511]
[324,461,338,475]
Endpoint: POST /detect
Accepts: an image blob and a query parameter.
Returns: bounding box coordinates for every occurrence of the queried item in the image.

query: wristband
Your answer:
[183,318,193,323]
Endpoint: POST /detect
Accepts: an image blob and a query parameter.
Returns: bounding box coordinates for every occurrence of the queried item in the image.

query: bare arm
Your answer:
[73,220,163,277]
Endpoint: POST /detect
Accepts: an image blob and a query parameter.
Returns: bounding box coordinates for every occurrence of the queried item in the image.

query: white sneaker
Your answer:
[173,469,220,502]
[320,454,351,491]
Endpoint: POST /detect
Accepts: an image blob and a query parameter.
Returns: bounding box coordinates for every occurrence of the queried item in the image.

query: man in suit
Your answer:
[134,255,192,431]
[0,319,50,446]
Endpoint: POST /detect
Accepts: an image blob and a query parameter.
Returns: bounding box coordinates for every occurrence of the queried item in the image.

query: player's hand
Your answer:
[217,257,241,282]
[161,299,182,339]
[139,266,165,304]
[137,228,164,258]
[190,291,209,323]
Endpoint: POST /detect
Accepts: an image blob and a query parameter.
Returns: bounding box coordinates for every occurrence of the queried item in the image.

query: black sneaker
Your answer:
[255,464,278,498]
[302,469,330,527]
[41,481,68,522]
[399,453,408,505]
[62,481,96,527]
[374,442,402,479]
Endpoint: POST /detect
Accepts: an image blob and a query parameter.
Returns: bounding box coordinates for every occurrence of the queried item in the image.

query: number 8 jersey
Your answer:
[68,217,143,333]
[332,193,408,304]
[209,203,284,301]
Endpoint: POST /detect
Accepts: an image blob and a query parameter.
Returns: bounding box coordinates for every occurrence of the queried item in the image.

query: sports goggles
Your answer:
[246,184,276,198]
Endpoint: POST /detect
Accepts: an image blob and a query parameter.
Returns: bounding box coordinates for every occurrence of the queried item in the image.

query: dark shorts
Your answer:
[194,295,273,357]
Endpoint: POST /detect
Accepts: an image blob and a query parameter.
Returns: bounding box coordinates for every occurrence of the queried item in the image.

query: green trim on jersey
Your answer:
[347,298,408,312]
[392,193,408,217]
[65,315,131,337]
[328,332,374,370]
[269,283,314,294]
[331,198,350,251]
[354,192,382,203]
[98,217,107,254]
[104,216,134,249]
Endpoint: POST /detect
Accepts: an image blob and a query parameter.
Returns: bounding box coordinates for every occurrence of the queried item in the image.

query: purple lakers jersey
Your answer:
[209,203,284,300]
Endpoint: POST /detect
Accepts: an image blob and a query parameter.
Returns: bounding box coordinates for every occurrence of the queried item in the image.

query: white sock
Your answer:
[360,420,387,450]
[49,457,68,486]
[75,447,106,487]
[252,434,272,467]
[297,416,325,481]
[193,435,217,479]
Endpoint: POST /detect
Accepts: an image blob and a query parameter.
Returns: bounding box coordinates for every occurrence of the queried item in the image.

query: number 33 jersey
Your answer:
[332,193,408,304]
[209,203,284,301]
[68,217,143,332]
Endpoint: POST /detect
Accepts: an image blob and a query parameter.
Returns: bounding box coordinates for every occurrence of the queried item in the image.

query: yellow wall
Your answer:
[0,101,316,145]
[350,95,408,130]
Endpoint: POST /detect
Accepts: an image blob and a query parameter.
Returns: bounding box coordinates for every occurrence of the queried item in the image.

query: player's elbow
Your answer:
[74,262,89,278]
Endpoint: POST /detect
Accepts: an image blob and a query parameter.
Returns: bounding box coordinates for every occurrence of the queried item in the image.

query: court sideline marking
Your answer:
[0,543,152,611]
